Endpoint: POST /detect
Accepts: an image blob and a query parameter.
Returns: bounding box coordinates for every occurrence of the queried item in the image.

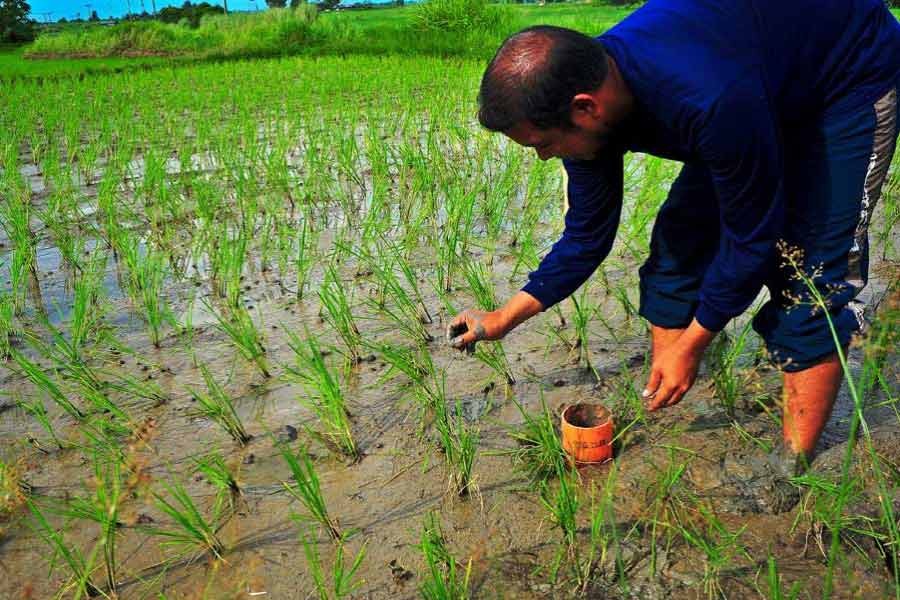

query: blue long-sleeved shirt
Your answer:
[522,0,900,331]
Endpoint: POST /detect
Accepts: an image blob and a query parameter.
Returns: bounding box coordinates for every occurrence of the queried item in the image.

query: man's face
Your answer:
[504,120,610,162]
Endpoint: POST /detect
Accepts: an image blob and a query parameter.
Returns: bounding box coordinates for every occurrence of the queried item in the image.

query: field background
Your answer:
[1,3,900,599]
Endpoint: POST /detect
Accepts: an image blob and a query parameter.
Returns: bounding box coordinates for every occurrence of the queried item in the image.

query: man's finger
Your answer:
[450,329,478,350]
[643,369,662,400]
[647,384,674,411]
[665,388,687,408]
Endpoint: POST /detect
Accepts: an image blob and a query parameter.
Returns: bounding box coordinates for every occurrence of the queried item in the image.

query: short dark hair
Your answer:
[478,25,609,132]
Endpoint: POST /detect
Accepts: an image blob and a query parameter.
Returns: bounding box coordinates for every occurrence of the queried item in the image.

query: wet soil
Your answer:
[1,120,898,599]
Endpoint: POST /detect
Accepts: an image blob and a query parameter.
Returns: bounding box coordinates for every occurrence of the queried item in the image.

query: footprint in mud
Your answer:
[696,451,801,515]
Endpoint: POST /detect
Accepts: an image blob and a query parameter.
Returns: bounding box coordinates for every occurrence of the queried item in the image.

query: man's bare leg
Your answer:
[782,353,844,456]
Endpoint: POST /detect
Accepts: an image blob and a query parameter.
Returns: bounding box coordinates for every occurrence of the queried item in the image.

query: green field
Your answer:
[1,3,899,599]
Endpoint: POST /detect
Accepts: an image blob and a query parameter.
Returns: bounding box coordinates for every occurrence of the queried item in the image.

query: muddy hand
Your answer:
[447,309,506,354]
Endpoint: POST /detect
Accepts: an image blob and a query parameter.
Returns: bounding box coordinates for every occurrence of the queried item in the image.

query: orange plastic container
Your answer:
[561,403,614,464]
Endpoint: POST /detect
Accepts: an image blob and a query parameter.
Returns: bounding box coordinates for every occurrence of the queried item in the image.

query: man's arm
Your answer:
[449,153,624,349]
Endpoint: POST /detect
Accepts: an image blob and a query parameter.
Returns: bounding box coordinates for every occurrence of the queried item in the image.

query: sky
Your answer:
[29,0,270,21]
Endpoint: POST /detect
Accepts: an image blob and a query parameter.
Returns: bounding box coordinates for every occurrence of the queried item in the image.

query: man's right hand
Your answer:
[447,291,544,353]
[447,309,510,352]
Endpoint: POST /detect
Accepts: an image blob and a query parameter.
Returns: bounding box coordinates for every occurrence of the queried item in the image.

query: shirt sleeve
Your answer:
[694,75,785,331]
[521,153,624,310]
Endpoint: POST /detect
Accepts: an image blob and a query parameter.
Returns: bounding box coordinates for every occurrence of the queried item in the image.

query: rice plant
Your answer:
[9,346,85,421]
[318,264,362,364]
[418,512,471,600]
[540,464,580,583]
[299,528,368,600]
[206,300,272,378]
[284,330,358,461]
[0,291,15,360]
[18,397,66,450]
[147,478,226,560]
[280,442,340,541]
[193,451,242,514]
[676,503,749,599]
[707,317,755,417]
[49,454,126,595]
[27,498,103,598]
[504,394,567,484]
[189,363,251,446]
[433,399,479,497]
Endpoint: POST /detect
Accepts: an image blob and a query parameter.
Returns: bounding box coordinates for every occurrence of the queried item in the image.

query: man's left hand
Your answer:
[643,319,716,411]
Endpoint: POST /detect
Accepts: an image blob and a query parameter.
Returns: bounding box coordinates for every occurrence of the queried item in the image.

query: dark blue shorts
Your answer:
[638,79,900,372]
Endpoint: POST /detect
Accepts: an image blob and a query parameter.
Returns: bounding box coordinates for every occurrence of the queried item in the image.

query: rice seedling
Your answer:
[299,528,368,600]
[706,317,755,417]
[294,215,319,301]
[9,346,85,421]
[48,453,126,595]
[284,329,358,461]
[27,498,103,598]
[193,451,242,514]
[759,554,802,600]
[189,363,252,446]
[675,503,749,599]
[504,394,568,484]
[433,398,479,498]
[279,442,341,541]
[418,512,472,600]
[0,290,16,360]
[205,299,272,378]
[147,477,227,560]
[318,264,363,364]
[539,464,580,583]
[18,396,66,450]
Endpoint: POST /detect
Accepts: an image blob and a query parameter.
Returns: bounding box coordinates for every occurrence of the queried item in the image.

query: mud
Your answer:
[1,90,899,599]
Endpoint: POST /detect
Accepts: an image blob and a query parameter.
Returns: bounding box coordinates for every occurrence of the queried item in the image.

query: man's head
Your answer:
[478,25,630,161]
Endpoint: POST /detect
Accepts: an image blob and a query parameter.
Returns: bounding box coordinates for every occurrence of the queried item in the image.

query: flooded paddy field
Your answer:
[1,55,899,599]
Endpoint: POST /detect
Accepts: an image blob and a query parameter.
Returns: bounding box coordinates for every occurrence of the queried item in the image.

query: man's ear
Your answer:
[570,93,600,124]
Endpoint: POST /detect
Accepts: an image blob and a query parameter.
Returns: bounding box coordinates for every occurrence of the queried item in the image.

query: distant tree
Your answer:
[89,9,100,21]
[318,0,339,9]
[0,0,36,42]
[290,0,305,7]
[266,0,287,6]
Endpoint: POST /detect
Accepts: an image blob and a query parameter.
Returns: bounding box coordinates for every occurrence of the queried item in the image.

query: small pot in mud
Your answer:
[561,403,614,464]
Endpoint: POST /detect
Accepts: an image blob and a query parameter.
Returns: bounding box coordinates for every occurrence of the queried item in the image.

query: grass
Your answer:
[434,398,479,498]
[504,394,568,484]
[147,478,227,560]
[299,528,368,600]
[189,364,252,446]
[284,329,359,461]
[418,512,471,600]
[280,442,341,541]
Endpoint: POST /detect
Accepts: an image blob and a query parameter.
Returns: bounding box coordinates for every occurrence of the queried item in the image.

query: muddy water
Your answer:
[1,152,899,600]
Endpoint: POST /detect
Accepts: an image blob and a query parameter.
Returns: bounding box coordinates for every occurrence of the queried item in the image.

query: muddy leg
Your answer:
[782,352,844,456]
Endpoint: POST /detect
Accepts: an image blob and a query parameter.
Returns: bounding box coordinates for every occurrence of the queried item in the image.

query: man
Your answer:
[448,0,900,468]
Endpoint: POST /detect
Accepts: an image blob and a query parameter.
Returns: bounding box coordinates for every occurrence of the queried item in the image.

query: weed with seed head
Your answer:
[280,442,341,541]
[285,330,358,461]
[189,363,251,446]
[433,399,479,498]
[147,478,226,560]
[298,528,368,600]
[418,512,471,600]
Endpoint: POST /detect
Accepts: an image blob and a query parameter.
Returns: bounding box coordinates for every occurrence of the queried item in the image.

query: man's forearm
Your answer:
[498,291,544,332]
